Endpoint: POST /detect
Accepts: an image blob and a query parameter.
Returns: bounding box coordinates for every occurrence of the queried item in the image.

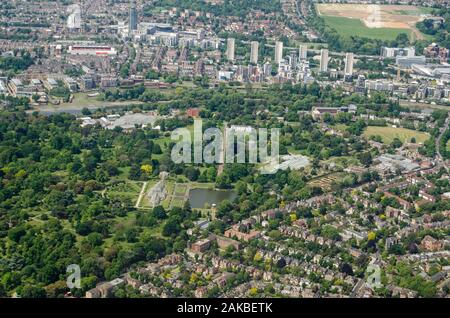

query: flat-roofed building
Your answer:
[365,79,394,92]
[30,79,42,87]
[412,63,450,78]
[79,76,95,91]
[85,278,125,298]
[396,56,426,68]
[191,238,213,253]
[226,38,235,62]
[68,45,117,56]
[100,76,118,88]
[381,47,415,58]
[275,41,283,64]
[216,235,242,251]
[299,44,308,60]
[64,77,78,92]
[250,41,259,64]
[0,79,7,95]
[319,49,329,73]
[344,52,354,76]
[8,79,23,96]
[311,106,352,120]
[44,78,58,91]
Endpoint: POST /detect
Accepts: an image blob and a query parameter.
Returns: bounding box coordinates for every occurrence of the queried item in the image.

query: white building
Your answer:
[381,47,415,58]
[299,44,308,60]
[250,41,259,64]
[0,79,7,95]
[227,38,235,62]
[263,62,272,77]
[319,49,329,73]
[275,41,283,64]
[411,64,450,78]
[344,52,354,76]
[67,4,82,30]
[218,70,233,81]
[68,45,117,56]
[365,79,394,92]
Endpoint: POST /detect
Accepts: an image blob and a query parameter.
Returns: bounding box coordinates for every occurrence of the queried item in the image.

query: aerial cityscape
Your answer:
[0,0,450,302]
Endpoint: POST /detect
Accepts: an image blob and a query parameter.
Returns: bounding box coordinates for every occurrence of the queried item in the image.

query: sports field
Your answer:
[363,126,430,144]
[321,16,411,41]
[317,4,432,41]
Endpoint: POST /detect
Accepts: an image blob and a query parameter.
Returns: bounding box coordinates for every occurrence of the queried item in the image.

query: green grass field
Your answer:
[171,198,185,208]
[174,183,188,196]
[331,124,349,133]
[59,92,144,108]
[446,140,450,152]
[363,126,430,144]
[324,156,360,169]
[393,7,434,15]
[322,16,412,41]
[106,181,142,204]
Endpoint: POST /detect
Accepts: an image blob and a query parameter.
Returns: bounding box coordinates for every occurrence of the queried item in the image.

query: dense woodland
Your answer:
[417,8,450,49]
[0,51,34,75]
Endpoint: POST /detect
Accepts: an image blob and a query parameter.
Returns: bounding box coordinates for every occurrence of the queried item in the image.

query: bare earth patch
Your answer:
[317,4,430,40]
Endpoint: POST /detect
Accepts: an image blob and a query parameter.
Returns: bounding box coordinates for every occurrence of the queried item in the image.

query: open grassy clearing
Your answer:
[363,126,429,144]
[105,180,142,204]
[153,133,172,149]
[324,156,360,169]
[171,198,185,208]
[400,100,450,111]
[142,223,165,238]
[393,7,434,15]
[47,92,145,110]
[321,16,412,41]
[331,124,349,133]
[286,146,306,155]
[174,183,189,196]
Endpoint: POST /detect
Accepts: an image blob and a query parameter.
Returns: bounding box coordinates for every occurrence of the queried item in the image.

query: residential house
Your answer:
[421,235,443,252]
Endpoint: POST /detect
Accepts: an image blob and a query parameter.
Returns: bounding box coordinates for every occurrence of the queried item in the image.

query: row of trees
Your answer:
[152,0,281,18]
